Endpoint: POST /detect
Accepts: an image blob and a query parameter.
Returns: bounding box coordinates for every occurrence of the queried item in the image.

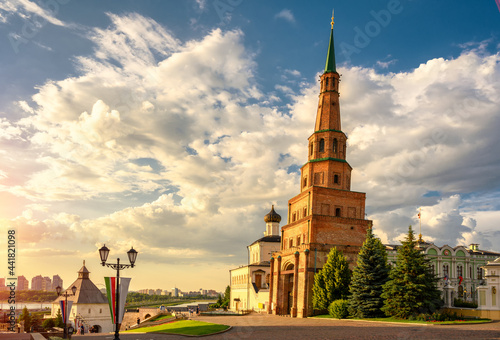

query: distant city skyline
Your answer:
[0,1,499,291]
[0,274,62,292]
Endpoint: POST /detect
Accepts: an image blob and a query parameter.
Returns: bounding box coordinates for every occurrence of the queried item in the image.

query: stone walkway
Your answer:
[70,312,500,339]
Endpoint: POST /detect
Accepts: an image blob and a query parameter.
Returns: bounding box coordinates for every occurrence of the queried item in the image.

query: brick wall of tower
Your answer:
[308,132,347,161]
[290,187,366,222]
[315,72,341,132]
[301,161,353,192]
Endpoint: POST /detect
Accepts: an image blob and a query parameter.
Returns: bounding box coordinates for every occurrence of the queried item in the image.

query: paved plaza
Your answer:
[65,312,500,340]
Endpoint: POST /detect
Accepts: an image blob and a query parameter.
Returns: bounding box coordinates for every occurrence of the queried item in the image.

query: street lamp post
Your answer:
[99,245,138,340]
[56,285,77,339]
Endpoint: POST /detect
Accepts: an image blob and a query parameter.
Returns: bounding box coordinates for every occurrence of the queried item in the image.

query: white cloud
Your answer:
[0,0,67,26]
[376,59,397,69]
[275,9,295,23]
[2,13,500,290]
[195,0,207,10]
[285,69,301,77]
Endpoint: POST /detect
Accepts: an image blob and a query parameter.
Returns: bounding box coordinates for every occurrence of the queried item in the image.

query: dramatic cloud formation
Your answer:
[1,12,499,289]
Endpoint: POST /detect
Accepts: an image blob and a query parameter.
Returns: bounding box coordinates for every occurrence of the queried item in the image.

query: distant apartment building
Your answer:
[52,275,63,291]
[206,289,218,297]
[31,275,43,290]
[172,287,179,297]
[17,276,29,290]
[42,276,52,291]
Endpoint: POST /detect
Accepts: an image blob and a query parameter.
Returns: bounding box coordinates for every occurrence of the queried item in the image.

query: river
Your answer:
[0,302,52,310]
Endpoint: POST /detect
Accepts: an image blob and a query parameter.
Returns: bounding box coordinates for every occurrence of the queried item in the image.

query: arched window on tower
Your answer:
[309,143,313,156]
[334,174,339,184]
[325,77,329,89]
[319,138,325,153]
[333,138,337,154]
[335,208,341,217]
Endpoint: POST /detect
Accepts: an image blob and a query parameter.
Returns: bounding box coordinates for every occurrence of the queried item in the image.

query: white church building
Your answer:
[229,206,282,312]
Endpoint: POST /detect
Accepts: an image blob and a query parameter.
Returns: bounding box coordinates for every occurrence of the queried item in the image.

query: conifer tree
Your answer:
[221,285,231,308]
[348,228,390,318]
[381,226,442,318]
[19,306,32,332]
[55,309,64,328]
[312,247,351,311]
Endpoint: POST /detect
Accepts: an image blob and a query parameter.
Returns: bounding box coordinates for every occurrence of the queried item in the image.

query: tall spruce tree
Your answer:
[381,226,442,318]
[348,228,390,318]
[312,247,351,311]
[19,306,32,332]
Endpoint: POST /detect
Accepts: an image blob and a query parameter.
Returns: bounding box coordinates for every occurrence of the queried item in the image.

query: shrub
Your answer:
[328,299,349,319]
[42,318,56,329]
[454,299,478,308]
[412,311,463,322]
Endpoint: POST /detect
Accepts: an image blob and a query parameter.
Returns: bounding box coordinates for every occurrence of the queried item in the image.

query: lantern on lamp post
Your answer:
[98,245,137,340]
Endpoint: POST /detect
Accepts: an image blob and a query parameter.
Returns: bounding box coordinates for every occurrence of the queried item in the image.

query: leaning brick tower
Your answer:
[268,13,372,318]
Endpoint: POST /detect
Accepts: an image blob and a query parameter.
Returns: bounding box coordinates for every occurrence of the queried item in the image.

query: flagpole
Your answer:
[115,258,120,340]
[418,208,422,242]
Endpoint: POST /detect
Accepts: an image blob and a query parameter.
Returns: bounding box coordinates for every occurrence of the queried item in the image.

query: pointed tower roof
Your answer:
[324,10,336,73]
[53,260,107,304]
[78,260,90,279]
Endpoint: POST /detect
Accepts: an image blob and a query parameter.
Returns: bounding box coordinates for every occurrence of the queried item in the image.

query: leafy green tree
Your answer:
[312,247,351,311]
[348,228,390,318]
[381,226,442,318]
[19,306,32,333]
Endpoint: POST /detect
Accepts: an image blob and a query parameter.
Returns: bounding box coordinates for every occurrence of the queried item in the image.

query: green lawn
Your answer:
[313,315,491,325]
[148,314,175,322]
[125,320,230,335]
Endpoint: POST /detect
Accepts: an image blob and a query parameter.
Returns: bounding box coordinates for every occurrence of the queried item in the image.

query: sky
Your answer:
[0,0,500,293]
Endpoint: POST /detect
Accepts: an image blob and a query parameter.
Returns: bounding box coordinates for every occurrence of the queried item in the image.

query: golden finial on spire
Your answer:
[331,9,334,29]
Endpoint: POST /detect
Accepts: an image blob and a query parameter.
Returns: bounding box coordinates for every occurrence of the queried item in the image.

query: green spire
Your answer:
[324,11,336,73]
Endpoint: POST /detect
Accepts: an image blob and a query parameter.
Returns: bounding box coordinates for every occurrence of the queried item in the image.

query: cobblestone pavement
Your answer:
[69,313,500,340]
